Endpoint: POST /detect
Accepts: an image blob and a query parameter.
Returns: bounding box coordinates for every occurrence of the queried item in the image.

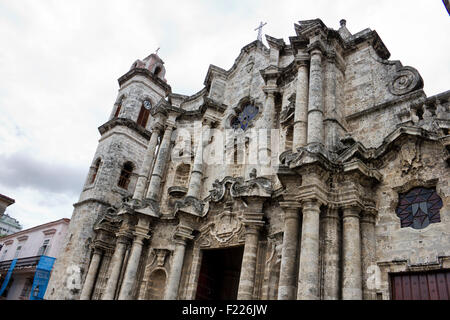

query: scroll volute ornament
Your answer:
[388,66,423,96]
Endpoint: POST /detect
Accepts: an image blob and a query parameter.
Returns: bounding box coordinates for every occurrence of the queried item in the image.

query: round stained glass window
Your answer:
[396,187,443,230]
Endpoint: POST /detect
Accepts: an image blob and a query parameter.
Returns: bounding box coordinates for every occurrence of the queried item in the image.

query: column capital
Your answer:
[294,54,310,68]
[342,205,362,219]
[115,231,133,244]
[323,207,339,220]
[173,225,195,243]
[151,122,164,135]
[307,41,326,56]
[360,210,377,225]
[165,119,177,130]
[92,247,104,256]
[262,85,279,96]
[279,201,302,209]
[301,197,325,209]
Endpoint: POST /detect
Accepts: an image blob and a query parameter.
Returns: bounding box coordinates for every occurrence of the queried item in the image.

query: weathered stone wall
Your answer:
[374,137,449,299]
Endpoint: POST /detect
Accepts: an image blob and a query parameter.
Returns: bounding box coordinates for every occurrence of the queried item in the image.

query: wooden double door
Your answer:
[391,270,450,300]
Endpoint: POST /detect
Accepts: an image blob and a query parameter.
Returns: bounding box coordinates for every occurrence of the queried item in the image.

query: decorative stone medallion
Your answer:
[388,66,423,96]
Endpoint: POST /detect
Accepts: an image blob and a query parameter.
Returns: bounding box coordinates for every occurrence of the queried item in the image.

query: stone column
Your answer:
[237,223,263,300]
[306,48,324,145]
[361,210,376,300]
[133,126,162,201]
[186,120,212,198]
[79,248,102,300]
[164,225,194,300]
[342,206,363,300]
[278,202,300,300]
[118,217,150,300]
[146,123,175,201]
[102,235,129,300]
[293,57,309,151]
[323,55,342,151]
[322,207,340,300]
[297,199,321,300]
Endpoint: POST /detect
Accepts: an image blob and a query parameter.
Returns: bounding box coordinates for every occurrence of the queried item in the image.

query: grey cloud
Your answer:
[0,151,87,195]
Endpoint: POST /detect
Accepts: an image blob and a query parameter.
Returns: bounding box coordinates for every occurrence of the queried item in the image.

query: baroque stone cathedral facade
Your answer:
[45,19,450,300]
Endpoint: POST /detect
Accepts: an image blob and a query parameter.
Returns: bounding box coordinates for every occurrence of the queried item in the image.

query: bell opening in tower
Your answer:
[195,246,244,300]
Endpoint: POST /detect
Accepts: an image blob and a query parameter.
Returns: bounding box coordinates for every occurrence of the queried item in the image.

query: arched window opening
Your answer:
[118,162,134,189]
[114,103,122,118]
[146,269,166,300]
[137,100,151,128]
[174,164,191,187]
[90,158,102,184]
[154,66,162,77]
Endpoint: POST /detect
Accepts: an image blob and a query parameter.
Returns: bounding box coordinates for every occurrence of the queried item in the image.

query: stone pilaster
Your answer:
[342,206,363,300]
[186,120,212,198]
[297,199,321,300]
[79,248,102,300]
[102,235,130,300]
[164,225,194,300]
[293,56,309,151]
[277,202,301,300]
[361,210,377,300]
[133,126,162,201]
[322,207,340,300]
[146,122,175,201]
[118,217,151,300]
[306,48,324,145]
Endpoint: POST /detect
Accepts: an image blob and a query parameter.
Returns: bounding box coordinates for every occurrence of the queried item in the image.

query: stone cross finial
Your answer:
[254,22,267,42]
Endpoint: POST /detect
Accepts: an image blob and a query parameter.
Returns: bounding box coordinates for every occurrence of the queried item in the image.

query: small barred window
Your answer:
[396,187,443,230]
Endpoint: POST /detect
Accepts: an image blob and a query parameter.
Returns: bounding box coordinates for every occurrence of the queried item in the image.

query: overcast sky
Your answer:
[0,0,448,230]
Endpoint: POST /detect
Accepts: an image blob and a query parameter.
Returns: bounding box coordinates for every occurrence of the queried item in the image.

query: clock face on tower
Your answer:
[143,100,151,110]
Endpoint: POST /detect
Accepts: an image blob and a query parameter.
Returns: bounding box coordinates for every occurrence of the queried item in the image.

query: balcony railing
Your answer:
[0,256,41,271]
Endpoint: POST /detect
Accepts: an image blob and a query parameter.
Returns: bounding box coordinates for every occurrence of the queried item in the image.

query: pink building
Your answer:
[0,218,70,300]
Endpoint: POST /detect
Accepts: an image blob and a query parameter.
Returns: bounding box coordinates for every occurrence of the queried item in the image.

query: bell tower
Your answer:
[45,53,171,300]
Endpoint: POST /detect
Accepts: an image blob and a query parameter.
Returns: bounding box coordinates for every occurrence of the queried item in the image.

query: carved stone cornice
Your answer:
[265,35,286,51]
[134,198,161,218]
[173,195,206,217]
[207,174,273,204]
[259,65,282,85]
[118,67,172,95]
[98,118,152,140]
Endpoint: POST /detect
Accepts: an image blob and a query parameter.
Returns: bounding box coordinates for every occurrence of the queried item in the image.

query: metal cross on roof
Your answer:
[254,22,267,42]
[155,47,160,55]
